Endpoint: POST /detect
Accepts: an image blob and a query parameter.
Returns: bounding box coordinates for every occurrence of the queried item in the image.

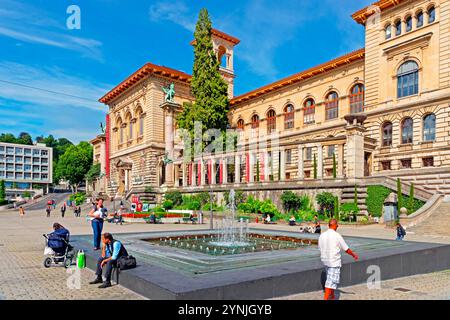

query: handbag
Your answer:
[117,255,137,270]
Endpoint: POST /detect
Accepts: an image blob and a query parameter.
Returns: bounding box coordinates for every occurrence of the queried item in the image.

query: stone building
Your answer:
[97,0,450,208]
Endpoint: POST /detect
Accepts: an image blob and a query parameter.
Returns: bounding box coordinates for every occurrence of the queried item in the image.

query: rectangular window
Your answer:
[327,145,335,158]
[305,147,312,160]
[400,159,412,169]
[422,157,434,167]
[325,100,339,120]
[381,161,391,170]
[286,149,292,164]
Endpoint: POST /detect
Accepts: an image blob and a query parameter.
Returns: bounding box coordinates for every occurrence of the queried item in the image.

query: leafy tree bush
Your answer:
[164,191,183,207]
[69,192,86,206]
[23,191,31,199]
[162,200,174,211]
[366,185,391,217]
[332,153,337,179]
[339,203,360,221]
[237,196,280,217]
[316,192,336,217]
[0,180,6,205]
[313,154,317,179]
[144,186,154,193]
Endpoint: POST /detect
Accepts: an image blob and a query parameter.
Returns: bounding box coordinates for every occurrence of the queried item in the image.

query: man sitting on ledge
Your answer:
[89,232,128,288]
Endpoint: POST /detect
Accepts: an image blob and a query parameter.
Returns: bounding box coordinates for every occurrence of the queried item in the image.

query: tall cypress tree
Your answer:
[397,178,403,211]
[177,9,229,142]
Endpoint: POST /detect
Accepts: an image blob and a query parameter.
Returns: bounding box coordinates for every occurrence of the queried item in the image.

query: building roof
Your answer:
[352,0,407,25]
[230,48,365,106]
[190,28,241,46]
[99,63,191,104]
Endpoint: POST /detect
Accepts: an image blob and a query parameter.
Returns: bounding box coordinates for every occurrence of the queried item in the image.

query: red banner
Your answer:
[105,114,110,178]
[219,160,223,184]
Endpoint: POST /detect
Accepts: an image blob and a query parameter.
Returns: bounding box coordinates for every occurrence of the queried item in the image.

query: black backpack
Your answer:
[111,240,136,270]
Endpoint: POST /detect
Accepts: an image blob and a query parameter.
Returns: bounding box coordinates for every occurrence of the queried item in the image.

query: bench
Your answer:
[182,217,198,224]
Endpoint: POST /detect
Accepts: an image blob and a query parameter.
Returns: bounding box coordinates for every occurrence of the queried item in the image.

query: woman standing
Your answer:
[88,199,105,251]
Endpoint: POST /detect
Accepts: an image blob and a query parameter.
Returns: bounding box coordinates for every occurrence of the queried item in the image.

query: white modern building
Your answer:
[0,142,53,197]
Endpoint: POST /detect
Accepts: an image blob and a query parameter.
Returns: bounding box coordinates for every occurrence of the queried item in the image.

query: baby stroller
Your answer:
[43,232,74,268]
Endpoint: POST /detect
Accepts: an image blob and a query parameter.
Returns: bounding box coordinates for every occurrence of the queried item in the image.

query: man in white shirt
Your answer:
[318,219,358,300]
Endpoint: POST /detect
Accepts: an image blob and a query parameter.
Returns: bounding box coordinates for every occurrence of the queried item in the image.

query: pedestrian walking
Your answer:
[76,206,81,217]
[396,222,406,240]
[19,206,25,216]
[88,199,107,251]
[318,219,358,300]
[61,204,66,218]
[46,206,51,218]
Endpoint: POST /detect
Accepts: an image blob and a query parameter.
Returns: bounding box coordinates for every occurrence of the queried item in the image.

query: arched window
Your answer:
[325,92,339,120]
[251,114,259,138]
[266,110,276,134]
[416,11,424,28]
[284,104,295,129]
[401,117,413,144]
[136,108,144,137]
[423,114,436,141]
[117,118,124,144]
[395,19,402,36]
[237,119,245,141]
[237,119,244,130]
[428,6,436,23]
[382,122,393,147]
[349,84,365,113]
[125,113,133,141]
[397,61,419,98]
[303,99,315,125]
[218,46,227,69]
[406,16,412,32]
[385,24,392,39]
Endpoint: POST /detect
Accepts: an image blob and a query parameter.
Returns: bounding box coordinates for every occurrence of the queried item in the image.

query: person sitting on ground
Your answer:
[314,215,321,234]
[47,223,70,256]
[265,214,271,224]
[189,213,196,224]
[289,216,296,226]
[396,222,406,240]
[89,233,129,289]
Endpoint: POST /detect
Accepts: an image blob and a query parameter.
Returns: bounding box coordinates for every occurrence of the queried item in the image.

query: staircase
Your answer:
[407,201,450,237]
[341,185,368,215]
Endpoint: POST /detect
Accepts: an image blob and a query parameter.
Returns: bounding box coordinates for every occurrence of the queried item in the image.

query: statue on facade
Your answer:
[163,152,173,165]
[100,122,105,134]
[162,82,175,102]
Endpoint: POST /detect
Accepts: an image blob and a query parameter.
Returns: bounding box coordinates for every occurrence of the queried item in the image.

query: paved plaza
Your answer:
[1,206,450,300]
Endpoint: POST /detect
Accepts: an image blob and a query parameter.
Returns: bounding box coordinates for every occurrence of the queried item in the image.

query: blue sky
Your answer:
[0,0,372,143]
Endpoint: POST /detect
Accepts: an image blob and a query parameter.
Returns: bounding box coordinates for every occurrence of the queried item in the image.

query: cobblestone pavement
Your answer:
[1,207,449,300]
[275,270,450,300]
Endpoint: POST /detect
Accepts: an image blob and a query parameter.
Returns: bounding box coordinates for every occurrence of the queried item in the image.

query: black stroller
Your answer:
[43,232,75,268]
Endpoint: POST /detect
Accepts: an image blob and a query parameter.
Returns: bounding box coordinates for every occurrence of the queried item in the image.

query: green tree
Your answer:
[85,163,101,183]
[0,180,6,204]
[16,132,33,145]
[397,178,403,211]
[256,158,260,182]
[408,183,415,214]
[0,133,17,144]
[55,142,93,193]
[177,8,229,150]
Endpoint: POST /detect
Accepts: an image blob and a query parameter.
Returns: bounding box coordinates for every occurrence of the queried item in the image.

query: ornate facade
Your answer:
[97,0,450,201]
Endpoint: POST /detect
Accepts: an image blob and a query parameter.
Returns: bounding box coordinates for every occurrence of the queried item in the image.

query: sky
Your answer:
[0,0,373,144]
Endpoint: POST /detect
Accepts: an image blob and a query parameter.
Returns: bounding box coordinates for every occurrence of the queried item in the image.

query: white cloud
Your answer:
[149,1,196,32]
[0,61,110,112]
[0,0,103,61]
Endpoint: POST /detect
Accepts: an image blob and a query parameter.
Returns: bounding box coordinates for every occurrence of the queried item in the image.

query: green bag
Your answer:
[76,250,86,269]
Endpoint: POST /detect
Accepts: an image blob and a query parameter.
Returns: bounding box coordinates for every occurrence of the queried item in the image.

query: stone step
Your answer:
[341,193,367,199]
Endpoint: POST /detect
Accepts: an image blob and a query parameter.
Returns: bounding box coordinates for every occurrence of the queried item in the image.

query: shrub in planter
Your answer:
[162,200,174,211]
[339,202,359,221]
[316,192,336,217]
[164,191,182,206]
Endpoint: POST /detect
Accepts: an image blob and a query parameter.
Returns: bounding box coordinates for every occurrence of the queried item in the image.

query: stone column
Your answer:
[211,159,216,185]
[345,126,365,178]
[264,152,270,181]
[174,164,180,187]
[182,163,187,187]
[280,149,286,181]
[235,155,241,183]
[248,153,255,183]
[124,169,129,192]
[192,162,197,186]
[317,144,323,179]
[338,143,345,177]
[164,108,174,186]
[200,159,206,186]
[222,157,228,184]
[297,146,304,180]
